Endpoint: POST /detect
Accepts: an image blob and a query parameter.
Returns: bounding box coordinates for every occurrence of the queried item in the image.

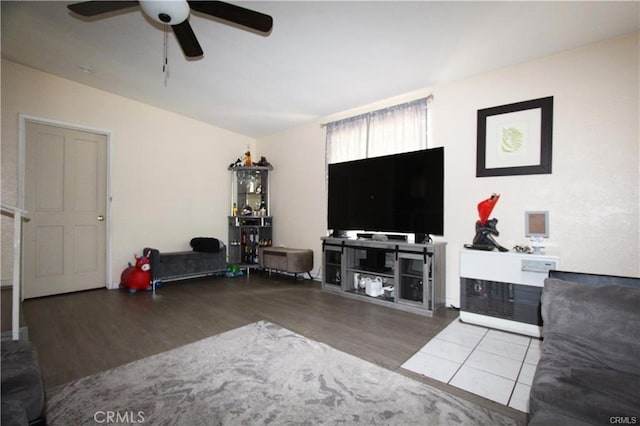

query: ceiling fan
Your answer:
[67,1,273,58]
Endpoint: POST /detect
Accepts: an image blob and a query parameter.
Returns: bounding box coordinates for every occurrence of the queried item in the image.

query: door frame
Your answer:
[18,114,114,296]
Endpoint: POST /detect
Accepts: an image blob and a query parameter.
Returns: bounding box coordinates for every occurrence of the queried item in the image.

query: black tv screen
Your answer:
[327,147,444,236]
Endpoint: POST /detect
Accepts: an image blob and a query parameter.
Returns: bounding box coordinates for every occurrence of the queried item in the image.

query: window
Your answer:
[325,97,431,165]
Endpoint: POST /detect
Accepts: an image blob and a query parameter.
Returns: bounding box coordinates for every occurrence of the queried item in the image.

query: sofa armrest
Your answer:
[1,340,45,424]
[530,277,640,424]
[548,270,640,289]
[541,277,640,374]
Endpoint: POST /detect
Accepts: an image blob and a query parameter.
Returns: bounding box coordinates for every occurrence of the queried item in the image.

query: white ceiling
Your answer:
[2,1,638,137]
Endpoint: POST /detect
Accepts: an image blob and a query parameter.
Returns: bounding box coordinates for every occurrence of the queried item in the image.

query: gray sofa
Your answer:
[1,339,45,426]
[144,238,227,283]
[529,270,640,425]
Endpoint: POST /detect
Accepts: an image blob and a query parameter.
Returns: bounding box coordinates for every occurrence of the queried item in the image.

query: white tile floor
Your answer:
[402,318,541,413]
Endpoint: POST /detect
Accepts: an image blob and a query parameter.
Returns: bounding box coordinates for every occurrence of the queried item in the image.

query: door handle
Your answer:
[97,215,105,221]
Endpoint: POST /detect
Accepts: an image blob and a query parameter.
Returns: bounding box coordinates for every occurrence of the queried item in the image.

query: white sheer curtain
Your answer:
[368,99,427,157]
[325,97,429,164]
[325,115,368,164]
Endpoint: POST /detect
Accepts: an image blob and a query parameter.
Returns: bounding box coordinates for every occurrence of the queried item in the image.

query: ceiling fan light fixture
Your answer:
[67,0,273,59]
[140,0,190,25]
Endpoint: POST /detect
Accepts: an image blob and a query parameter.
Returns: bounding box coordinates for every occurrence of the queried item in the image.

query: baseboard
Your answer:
[1,326,29,341]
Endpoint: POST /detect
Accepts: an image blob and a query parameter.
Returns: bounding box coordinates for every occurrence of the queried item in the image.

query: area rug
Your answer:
[47,321,521,425]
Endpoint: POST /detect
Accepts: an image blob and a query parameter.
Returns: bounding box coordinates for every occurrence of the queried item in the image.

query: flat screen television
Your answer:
[327,147,444,237]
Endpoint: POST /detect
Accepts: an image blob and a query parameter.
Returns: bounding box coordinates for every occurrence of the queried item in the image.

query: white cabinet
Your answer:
[459,249,559,337]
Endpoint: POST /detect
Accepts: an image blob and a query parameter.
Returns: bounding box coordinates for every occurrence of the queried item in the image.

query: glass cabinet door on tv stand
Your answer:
[398,253,434,310]
[323,245,343,289]
[228,166,273,268]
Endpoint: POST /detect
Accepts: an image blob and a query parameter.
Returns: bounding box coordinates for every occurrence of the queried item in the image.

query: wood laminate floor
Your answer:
[21,273,527,424]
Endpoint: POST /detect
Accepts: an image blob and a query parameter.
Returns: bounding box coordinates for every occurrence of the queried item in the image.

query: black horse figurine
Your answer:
[465,194,509,252]
[469,218,509,252]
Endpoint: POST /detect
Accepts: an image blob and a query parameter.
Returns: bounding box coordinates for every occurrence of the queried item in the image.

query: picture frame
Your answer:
[476,96,553,177]
[525,210,549,237]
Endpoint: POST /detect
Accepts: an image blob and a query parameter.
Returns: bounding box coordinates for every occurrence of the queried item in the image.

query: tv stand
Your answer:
[356,233,408,242]
[321,237,446,317]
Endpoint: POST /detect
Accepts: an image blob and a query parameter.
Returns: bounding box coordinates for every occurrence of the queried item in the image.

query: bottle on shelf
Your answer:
[247,175,256,193]
[245,145,252,167]
[232,202,238,216]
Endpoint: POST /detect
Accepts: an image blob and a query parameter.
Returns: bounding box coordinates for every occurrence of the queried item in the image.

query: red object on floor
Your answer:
[120,254,152,293]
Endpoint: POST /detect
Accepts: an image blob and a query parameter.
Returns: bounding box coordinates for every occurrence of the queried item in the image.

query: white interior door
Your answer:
[23,121,107,298]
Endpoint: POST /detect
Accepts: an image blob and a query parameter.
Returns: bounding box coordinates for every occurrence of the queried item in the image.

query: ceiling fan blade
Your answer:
[188,1,273,33]
[67,1,140,17]
[172,20,204,58]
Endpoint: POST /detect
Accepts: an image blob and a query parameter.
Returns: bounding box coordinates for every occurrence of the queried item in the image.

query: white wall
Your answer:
[258,122,328,279]
[260,33,640,306]
[1,60,255,288]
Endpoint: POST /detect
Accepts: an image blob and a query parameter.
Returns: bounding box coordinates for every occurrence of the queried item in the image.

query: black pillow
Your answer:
[190,237,220,253]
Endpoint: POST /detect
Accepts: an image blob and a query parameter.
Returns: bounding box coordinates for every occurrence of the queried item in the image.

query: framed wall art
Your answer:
[476,96,553,177]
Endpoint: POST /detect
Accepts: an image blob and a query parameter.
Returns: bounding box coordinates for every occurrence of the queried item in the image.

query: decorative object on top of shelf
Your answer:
[465,193,509,252]
[228,149,273,169]
[229,157,244,168]
[476,96,553,177]
[513,245,534,254]
[244,147,252,167]
[525,210,549,254]
[255,156,272,167]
